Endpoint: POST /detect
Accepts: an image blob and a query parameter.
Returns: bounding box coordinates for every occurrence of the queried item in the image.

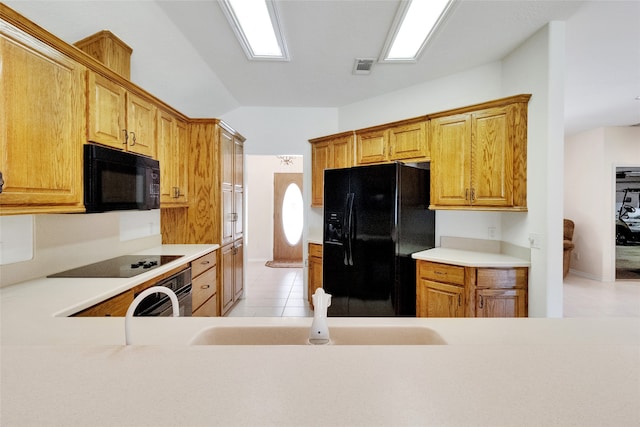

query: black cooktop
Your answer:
[47,255,183,278]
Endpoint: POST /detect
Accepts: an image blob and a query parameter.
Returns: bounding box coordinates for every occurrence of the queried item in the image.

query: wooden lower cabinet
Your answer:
[416,260,528,318]
[73,289,134,317]
[191,250,218,316]
[308,243,323,305]
[417,280,465,318]
[220,239,243,316]
[476,288,527,317]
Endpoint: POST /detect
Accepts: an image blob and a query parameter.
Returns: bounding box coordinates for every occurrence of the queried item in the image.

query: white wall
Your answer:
[245,155,303,262]
[501,22,567,317]
[0,211,161,287]
[565,127,640,281]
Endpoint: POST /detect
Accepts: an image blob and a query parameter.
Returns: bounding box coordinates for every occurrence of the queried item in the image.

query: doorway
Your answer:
[267,173,303,267]
[615,166,640,279]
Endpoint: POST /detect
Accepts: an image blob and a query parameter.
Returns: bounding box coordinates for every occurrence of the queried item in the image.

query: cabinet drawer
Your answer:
[193,295,218,317]
[192,251,216,278]
[476,268,527,289]
[192,267,216,310]
[309,243,322,258]
[419,261,465,285]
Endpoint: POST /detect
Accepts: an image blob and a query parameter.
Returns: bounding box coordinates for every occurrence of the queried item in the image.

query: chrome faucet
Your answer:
[125,286,179,345]
[308,288,332,345]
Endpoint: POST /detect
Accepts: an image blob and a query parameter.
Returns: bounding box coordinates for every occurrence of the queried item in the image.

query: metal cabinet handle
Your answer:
[479,295,484,308]
[0,171,4,193]
[471,188,476,202]
[201,284,210,290]
[458,294,462,306]
[129,131,137,146]
[122,129,128,145]
[173,187,181,198]
[201,260,210,265]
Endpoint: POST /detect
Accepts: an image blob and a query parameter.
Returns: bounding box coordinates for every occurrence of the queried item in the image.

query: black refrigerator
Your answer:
[322,162,435,316]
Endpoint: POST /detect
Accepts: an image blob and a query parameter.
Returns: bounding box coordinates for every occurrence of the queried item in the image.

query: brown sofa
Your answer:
[563,219,575,278]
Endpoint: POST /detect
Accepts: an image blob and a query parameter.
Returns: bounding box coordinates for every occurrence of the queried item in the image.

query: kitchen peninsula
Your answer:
[2,266,639,426]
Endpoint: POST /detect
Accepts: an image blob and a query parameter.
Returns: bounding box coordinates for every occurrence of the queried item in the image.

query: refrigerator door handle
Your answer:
[345,193,355,266]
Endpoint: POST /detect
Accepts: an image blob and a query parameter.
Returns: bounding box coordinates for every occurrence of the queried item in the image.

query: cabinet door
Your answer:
[430,114,471,207]
[331,135,353,169]
[87,71,126,149]
[220,129,234,245]
[73,290,133,317]
[389,121,428,161]
[174,118,189,204]
[311,141,330,206]
[158,111,188,206]
[158,110,176,204]
[476,289,527,317]
[233,240,244,301]
[355,129,387,165]
[419,279,465,317]
[234,140,244,239]
[220,243,235,315]
[308,244,323,305]
[126,92,156,157]
[471,107,513,207]
[0,26,86,214]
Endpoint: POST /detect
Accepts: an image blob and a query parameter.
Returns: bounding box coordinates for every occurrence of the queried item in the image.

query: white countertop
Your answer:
[412,247,531,267]
[1,245,639,426]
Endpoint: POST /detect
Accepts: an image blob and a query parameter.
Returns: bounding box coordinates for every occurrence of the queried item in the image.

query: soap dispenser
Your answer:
[309,288,332,345]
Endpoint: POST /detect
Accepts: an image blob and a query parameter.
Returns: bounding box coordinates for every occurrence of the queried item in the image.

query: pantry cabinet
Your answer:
[309,132,353,206]
[355,118,428,166]
[158,109,189,207]
[0,18,86,214]
[416,260,528,318]
[429,95,530,211]
[87,71,156,157]
[307,243,323,305]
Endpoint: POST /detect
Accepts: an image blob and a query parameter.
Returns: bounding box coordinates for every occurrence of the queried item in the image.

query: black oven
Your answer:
[133,267,192,317]
[84,144,160,213]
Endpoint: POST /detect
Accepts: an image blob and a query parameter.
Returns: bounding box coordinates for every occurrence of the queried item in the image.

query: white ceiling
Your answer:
[5,0,640,136]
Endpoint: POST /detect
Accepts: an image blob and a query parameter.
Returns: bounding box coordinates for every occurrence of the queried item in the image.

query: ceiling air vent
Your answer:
[353,58,376,75]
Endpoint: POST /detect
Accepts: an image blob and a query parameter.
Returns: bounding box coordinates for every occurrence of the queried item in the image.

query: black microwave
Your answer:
[84,144,160,213]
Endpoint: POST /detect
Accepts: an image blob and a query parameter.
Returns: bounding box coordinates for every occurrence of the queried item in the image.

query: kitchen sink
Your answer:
[189,325,447,345]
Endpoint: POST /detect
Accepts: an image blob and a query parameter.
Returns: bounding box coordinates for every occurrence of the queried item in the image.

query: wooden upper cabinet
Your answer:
[158,109,188,207]
[355,128,387,165]
[430,95,530,211]
[87,70,156,157]
[0,19,86,214]
[126,92,156,157]
[355,119,429,166]
[389,120,429,161]
[430,114,472,207]
[309,132,354,206]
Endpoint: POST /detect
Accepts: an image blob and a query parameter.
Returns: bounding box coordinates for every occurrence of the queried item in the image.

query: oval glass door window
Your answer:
[282,183,303,246]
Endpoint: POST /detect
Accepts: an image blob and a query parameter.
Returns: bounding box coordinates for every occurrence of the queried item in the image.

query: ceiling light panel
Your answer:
[220,0,289,61]
[381,0,453,62]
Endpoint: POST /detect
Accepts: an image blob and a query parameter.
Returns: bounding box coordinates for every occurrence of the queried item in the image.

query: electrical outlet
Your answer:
[488,226,497,239]
[529,233,543,249]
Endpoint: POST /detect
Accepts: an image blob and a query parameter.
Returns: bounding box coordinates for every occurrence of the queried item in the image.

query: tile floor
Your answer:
[563,273,640,317]
[226,261,640,318]
[226,261,312,317]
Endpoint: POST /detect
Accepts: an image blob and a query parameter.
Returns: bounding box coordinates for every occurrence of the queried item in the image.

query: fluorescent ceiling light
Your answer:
[381,0,453,62]
[220,0,289,61]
